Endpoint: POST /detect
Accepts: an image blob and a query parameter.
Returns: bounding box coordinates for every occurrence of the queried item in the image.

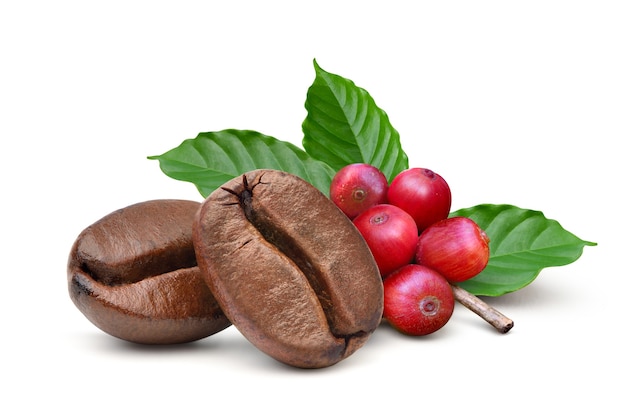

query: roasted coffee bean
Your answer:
[193,170,383,368]
[68,199,231,345]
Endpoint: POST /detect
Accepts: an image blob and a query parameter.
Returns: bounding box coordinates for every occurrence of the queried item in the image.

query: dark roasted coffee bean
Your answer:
[193,170,383,368]
[68,199,231,345]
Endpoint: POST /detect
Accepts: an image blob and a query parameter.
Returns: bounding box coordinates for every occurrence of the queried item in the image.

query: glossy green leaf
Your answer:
[148,129,336,197]
[302,59,409,182]
[450,204,597,296]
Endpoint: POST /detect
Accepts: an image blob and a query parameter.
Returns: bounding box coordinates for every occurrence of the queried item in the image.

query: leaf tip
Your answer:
[312,58,326,76]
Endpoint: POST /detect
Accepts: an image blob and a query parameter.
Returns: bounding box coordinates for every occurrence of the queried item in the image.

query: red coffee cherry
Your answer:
[330,163,388,219]
[383,264,455,336]
[353,204,419,277]
[387,167,452,233]
[415,217,490,283]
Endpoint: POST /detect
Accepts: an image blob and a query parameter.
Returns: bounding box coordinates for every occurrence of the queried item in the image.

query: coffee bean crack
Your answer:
[221,174,349,340]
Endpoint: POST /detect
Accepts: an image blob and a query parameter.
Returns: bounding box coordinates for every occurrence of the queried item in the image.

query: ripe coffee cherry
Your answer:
[353,204,419,277]
[330,163,388,219]
[383,264,455,336]
[387,167,452,233]
[415,217,490,283]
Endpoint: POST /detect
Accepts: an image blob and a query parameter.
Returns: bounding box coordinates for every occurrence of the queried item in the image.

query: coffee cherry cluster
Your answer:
[330,163,490,336]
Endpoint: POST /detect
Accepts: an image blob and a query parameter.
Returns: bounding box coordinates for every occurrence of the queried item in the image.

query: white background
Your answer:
[1,1,623,413]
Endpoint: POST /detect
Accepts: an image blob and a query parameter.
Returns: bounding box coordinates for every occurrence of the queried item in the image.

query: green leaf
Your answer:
[450,204,597,296]
[302,59,409,182]
[148,129,336,198]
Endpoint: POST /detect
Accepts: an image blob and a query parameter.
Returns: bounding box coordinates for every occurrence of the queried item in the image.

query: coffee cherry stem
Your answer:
[450,284,514,334]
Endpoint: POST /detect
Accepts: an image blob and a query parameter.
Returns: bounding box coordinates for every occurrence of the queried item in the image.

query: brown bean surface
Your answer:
[68,199,231,345]
[193,170,383,368]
